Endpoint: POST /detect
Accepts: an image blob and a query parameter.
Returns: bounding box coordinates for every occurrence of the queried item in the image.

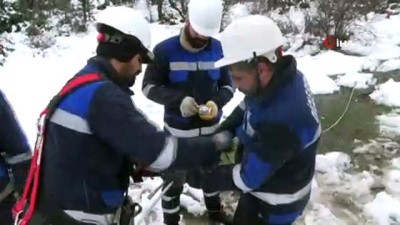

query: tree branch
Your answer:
[167,0,185,20]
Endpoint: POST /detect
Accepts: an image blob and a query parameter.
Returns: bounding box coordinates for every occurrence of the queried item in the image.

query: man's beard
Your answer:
[118,69,141,87]
[239,87,258,97]
[184,26,209,49]
[127,70,141,87]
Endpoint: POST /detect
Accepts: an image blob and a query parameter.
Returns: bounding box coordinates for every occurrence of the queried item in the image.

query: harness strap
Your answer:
[13,73,103,225]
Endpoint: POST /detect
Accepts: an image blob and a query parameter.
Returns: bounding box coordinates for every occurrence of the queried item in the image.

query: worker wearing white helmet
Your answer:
[213,15,321,225]
[94,5,154,86]
[185,0,223,46]
[13,6,234,225]
[142,0,234,224]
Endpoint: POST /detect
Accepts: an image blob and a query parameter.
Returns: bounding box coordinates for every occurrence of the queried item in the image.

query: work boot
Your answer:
[208,211,233,225]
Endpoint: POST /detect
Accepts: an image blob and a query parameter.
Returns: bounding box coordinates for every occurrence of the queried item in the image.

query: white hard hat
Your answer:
[188,0,223,37]
[95,6,151,49]
[214,15,285,68]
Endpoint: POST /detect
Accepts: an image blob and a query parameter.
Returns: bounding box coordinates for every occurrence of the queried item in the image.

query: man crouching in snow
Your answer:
[211,15,321,225]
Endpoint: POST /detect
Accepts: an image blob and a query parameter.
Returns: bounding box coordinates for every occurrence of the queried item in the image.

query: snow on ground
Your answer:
[335,72,377,89]
[377,110,400,136]
[341,13,400,71]
[370,79,400,107]
[1,4,400,225]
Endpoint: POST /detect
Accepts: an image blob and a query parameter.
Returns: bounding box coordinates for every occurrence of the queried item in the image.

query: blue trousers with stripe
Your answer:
[161,168,221,225]
[233,192,310,225]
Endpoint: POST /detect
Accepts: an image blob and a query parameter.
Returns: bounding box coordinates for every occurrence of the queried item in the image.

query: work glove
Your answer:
[199,101,218,120]
[180,96,199,117]
[219,137,241,165]
[212,131,233,152]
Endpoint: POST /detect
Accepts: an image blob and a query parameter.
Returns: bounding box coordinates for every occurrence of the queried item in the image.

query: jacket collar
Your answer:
[247,55,298,106]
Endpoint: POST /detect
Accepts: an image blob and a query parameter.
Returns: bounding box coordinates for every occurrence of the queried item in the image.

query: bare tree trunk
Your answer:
[157,0,163,20]
[111,0,120,5]
[145,0,153,22]
[27,0,32,9]
[167,0,185,20]
[33,0,40,14]
[0,0,4,10]
[179,0,187,16]
[81,0,88,23]
[51,0,56,14]
[267,0,278,10]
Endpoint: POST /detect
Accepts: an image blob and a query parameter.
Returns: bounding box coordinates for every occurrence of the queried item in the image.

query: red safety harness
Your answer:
[12,73,103,225]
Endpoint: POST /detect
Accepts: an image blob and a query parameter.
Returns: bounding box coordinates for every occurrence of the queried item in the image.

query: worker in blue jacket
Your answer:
[212,15,321,225]
[25,6,232,225]
[0,90,31,225]
[142,0,234,224]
